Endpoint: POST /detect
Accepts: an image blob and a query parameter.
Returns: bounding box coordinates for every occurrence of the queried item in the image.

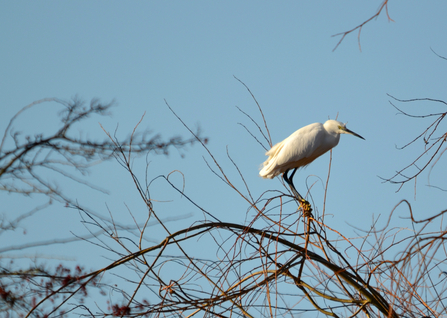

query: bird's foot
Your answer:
[300,199,312,217]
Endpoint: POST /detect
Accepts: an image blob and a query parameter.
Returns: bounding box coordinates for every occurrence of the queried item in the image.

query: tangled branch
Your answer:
[0,97,206,317]
[25,89,446,317]
[380,94,447,192]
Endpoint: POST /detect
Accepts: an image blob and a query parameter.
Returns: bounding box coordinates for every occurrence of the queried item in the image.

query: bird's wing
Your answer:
[275,124,326,167]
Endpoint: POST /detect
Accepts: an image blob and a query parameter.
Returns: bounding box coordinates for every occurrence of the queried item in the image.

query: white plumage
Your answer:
[260,119,364,204]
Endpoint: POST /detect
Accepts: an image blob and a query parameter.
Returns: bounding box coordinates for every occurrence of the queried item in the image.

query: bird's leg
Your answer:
[283,169,312,214]
[283,169,303,200]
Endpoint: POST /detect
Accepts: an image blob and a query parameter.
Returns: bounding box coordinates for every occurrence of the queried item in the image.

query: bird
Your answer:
[260,119,364,210]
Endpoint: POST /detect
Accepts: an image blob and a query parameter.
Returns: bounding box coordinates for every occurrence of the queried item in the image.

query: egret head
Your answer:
[324,120,365,140]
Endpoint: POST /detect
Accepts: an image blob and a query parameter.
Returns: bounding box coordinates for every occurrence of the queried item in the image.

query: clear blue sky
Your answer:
[1,0,446,305]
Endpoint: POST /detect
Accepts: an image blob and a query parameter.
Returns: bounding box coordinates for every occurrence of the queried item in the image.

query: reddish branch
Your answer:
[332,0,394,51]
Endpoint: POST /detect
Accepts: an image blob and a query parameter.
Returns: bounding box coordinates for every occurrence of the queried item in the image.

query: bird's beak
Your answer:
[345,128,365,140]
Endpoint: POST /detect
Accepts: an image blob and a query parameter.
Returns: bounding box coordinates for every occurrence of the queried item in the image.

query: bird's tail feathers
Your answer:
[259,142,284,179]
[259,163,279,179]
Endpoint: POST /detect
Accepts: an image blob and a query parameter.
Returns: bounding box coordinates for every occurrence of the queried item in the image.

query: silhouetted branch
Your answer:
[0,97,206,317]
[0,97,205,205]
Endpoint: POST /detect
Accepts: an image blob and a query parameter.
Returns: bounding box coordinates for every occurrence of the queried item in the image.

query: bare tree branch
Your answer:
[380,94,447,192]
[332,0,394,51]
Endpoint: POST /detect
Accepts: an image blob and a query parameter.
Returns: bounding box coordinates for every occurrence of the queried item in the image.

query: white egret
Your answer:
[260,119,364,209]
